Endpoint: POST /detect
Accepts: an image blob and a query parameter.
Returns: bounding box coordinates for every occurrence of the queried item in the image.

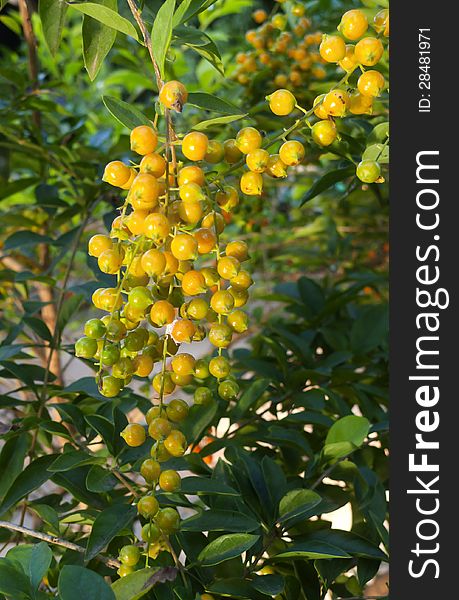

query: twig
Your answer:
[0,520,121,569]
[113,469,140,499]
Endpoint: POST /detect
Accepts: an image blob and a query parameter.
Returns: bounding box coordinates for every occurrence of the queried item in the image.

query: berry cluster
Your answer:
[234,3,325,96]
[75,82,254,571]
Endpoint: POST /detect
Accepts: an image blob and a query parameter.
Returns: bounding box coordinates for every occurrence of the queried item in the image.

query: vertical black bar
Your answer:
[392,1,459,597]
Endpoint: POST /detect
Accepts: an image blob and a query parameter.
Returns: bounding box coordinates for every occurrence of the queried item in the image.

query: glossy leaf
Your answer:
[111,567,177,600]
[39,0,68,56]
[151,0,175,78]
[69,3,138,40]
[0,454,57,516]
[85,503,136,561]
[300,166,355,205]
[181,509,260,533]
[58,566,115,600]
[83,0,117,80]
[198,533,259,566]
[102,96,151,130]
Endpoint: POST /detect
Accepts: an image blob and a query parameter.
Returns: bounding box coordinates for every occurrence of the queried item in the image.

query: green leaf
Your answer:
[232,378,270,418]
[273,540,351,560]
[180,400,217,444]
[300,166,355,205]
[350,304,388,354]
[39,0,68,56]
[0,435,29,501]
[198,533,259,566]
[180,477,238,496]
[298,530,388,561]
[187,92,239,114]
[29,542,53,593]
[174,26,223,74]
[85,504,136,561]
[362,143,389,164]
[69,3,138,40]
[3,231,53,251]
[0,559,31,598]
[278,489,322,525]
[85,414,115,454]
[83,0,117,80]
[193,114,247,131]
[0,454,57,516]
[181,510,260,533]
[51,466,106,509]
[326,415,370,447]
[102,96,151,130]
[58,565,115,600]
[48,450,105,472]
[252,574,285,595]
[86,465,118,493]
[23,317,53,343]
[151,0,175,79]
[172,0,216,26]
[111,567,177,600]
[28,504,60,535]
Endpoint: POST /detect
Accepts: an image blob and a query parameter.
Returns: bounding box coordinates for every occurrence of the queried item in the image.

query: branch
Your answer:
[0,520,121,569]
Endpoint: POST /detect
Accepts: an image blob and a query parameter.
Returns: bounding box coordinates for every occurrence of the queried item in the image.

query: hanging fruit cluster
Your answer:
[74,81,256,573]
[234,2,325,99]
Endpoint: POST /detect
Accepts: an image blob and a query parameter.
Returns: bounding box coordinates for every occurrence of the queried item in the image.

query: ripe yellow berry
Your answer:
[279,140,305,166]
[194,228,217,254]
[319,34,346,62]
[171,319,196,343]
[141,248,166,277]
[144,213,171,241]
[140,153,167,178]
[121,423,146,447]
[339,9,368,41]
[322,89,349,117]
[354,37,384,66]
[202,211,225,234]
[338,44,357,72]
[223,139,243,164]
[349,92,373,115]
[215,186,239,211]
[218,256,240,280]
[88,234,113,258]
[171,353,196,376]
[226,240,249,262]
[373,9,389,37]
[268,89,297,116]
[182,131,209,161]
[150,300,175,327]
[240,171,263,195]
[246,148,270,173]
[129,173,160,210]
[211,290,235,315]
[236,127,263,154]
[102,161,131,187]
[204,140,224,163]
[130,125,158,155]
[252,8,267,23]
[311,120,337,146]
[357,70,385,97]
[126,210,148,236]
[132,354,154,377]
[178,165,205,187]
[159,80,188,112]
[181,270,207,295]
[266,154,288,178]
[171,233,198,261]
[313,94,329,120]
